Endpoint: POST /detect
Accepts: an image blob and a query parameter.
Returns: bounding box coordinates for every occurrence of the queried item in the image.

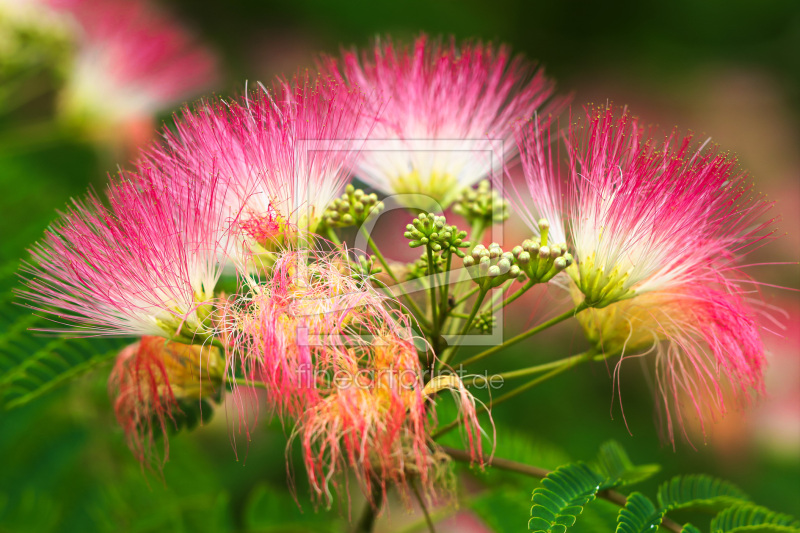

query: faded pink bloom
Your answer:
[219,249,434,503]
[144,72,371,258]
[293,332,435,507]
[109,336,224,465]
[321,34,562,207]
[20,167,237,338]
[54,0,217,143]
[217,248,486,506]
[219,249,398,419]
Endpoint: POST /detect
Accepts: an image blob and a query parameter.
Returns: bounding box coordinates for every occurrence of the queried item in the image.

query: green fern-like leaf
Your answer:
[0,326,127,410]
[615,492,665,533]
[529,462,604,533]
[657,474,750,511]
[682,524,703,533]
[711,504,800,533]
[593,440,661,489]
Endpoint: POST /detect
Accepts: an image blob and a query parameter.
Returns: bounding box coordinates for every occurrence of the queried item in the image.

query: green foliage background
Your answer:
[1,0,798,531]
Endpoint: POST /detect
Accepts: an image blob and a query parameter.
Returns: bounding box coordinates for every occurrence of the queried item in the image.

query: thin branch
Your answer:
[458,303,588,368]
[410,481,437,533]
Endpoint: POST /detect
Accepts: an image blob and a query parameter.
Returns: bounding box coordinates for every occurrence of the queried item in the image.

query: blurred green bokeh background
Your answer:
[1,1,798,531]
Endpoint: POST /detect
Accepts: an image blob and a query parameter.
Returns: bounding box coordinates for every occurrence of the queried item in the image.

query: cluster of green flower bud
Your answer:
[462,242,525,290]
[462,219,573,289]
[511,219,573,284]
[452,180,509,226]
[406,253,445,281]
[403,213,470,258]
[323,185,384,228]
[473,312,497,334]
[352,254,382,279]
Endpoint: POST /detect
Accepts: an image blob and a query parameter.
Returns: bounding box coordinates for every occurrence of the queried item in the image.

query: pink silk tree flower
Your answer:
[320,34,562,209]
[219,248,486,506]
[19,167,238,339]
[109,335,224,465]
[144,72,371,259]
[509,106,776,443]
[512,106,775,308]
[53,0,217,146]
[566,107,775,307]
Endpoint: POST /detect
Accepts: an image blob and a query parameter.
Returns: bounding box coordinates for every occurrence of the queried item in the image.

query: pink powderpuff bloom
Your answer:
[144,72,371,260]
[320,34,563,208]
[19,166,238,339]
[513,106,775,307]
[54,0,217,145]
[512,107,777,443]
[109,335,224,465]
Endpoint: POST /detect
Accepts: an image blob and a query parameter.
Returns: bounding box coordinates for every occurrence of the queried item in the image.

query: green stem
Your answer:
[470,220,486,250]
[458,303,588,368]
[353,480,383,533]
[488,279,535,314]
[442,220,485,319]
[440,447,682,533]
[438,288,487,368]
[469,351,591,385]
[361,227,429,326]
[361,227,399,284]
[453,286,480,307]
[353,503,377,533]
[410,481,436,533]
[437,253,453,330]
[325,225,342,246]
[229,377,268,389]
[426,245,439,329]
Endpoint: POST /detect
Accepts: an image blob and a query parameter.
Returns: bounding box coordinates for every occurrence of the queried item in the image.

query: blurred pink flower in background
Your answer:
[49,0,218,150]
[2,0,218,151]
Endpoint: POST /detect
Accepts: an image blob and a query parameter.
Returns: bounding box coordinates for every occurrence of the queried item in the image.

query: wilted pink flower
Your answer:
[20,167,237,339]
[219,249,433,503]
[219,249,397,418]
[217,248,487,505]
[54,0,217,145]
[294,330,438,507]
[109,336,224,464]
[145,72,371,258]
[321,34,562,208]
